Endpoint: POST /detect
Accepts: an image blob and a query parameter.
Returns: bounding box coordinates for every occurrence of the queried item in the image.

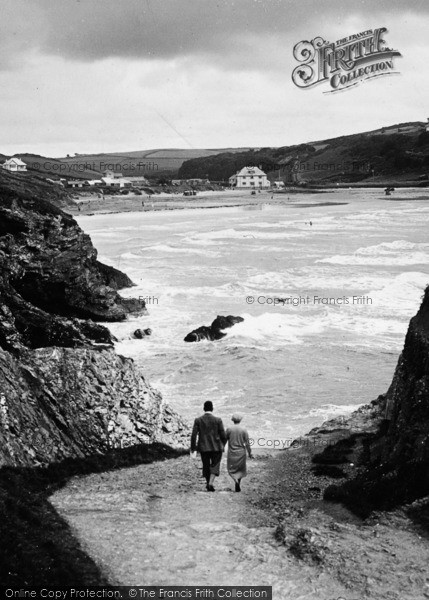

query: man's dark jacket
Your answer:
[191,412,227,452]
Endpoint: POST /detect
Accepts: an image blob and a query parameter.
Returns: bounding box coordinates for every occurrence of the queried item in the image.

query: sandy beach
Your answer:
[66,189,341,216]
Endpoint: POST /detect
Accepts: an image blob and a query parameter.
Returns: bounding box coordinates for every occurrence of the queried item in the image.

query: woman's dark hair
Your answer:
[204,401,213,412]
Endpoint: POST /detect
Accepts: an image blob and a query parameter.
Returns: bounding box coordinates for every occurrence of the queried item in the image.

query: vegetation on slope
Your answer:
[178,122,429,184]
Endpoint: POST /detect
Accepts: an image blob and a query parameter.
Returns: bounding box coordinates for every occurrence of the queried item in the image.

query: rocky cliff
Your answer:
[0,347,188,467]
[0,170,189,467]
[325,286,429,512]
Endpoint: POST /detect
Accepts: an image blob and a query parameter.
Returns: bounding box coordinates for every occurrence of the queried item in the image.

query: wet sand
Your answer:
[66,190,342,216]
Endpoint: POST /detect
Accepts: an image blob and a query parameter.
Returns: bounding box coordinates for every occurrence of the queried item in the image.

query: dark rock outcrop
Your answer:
[325,287,429,513]
[184,315,244,342]
[96,260,135,290]
[133,328,152,339]
[0,170,189,468]
[0,347,189,467]
[0,170,146,348]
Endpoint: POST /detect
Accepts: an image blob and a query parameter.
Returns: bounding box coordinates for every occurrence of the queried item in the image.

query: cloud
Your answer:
[0,1,45,70]
[0,0,427,156]
[1,0,427,70]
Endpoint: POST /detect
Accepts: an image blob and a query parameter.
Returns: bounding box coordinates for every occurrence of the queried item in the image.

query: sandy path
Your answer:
[50,452,349,598]
[50,448,429,599]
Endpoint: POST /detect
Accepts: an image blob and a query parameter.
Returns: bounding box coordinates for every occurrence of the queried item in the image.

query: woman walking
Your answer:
[226,413,253,492]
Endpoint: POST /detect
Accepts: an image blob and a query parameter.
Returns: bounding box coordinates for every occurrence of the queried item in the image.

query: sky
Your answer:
[1,0,428,157]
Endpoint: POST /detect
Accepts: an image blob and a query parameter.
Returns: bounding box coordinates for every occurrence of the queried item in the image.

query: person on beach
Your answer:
[191,401,227,492]
[226,413,253,492]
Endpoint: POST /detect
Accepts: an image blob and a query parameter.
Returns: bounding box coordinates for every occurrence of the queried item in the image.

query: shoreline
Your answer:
[65,187,429,216]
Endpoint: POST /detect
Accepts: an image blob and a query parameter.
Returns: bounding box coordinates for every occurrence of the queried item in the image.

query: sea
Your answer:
[76,189,429,448]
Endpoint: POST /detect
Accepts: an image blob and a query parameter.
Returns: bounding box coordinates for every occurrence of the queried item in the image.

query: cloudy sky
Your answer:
[1,0,428,157]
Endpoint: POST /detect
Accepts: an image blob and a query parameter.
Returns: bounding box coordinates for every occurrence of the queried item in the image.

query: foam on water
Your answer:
[224,311,325,344]
[140,243,221,257]
[304,403,365,420]
[120,252,142,260]
[367,271,428,313]
[319,240,429,266]
[245,269,392,292]
[77,191,429,439]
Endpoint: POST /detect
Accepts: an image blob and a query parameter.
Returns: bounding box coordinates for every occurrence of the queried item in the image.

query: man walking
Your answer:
[191,401,227,492]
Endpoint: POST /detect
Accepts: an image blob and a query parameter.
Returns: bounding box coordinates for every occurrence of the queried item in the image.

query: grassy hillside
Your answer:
[178,121,429,185]
[4,121,429,185]
[0,148,255,182]
[56,147,255,179]
[10,154,102,181]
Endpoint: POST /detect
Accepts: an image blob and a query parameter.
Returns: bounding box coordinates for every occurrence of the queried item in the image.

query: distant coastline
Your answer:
[68,191,344,216]
[66,187,429,216]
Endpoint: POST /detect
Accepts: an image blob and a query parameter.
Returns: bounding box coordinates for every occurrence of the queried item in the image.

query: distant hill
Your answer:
[4,121,429,184]
[178,121,429,184]
[0,148,256,181]
[56,147,255,179]
[20,154,103,180]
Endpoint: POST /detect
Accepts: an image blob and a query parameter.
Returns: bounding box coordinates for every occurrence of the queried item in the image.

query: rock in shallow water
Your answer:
[133,328,152,339]
[184,315,244,342]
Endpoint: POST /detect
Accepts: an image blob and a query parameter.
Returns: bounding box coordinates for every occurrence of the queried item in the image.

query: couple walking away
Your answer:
[190,401,253,492]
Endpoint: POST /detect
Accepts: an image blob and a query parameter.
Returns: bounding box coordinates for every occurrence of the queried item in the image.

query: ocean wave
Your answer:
[187,228,309,243]
[245,270,391,292]
[224,310,409,348]
[304,403,365,420]
[187,228,241,241]
[224,312,325,344]
[366,271,428,312]
[142,243,221,257]
[319,240,429,266]
[356,240,419,254]
[120,252,142,260]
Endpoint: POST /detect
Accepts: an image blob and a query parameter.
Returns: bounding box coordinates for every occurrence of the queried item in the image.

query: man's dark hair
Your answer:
[204,401,213,412]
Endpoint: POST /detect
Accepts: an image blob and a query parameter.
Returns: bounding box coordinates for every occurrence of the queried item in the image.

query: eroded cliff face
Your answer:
[326,286,429,511]
[0,170,189,467]
[0,347,188,467]
[0,172,142,342]
[378,286,429,492]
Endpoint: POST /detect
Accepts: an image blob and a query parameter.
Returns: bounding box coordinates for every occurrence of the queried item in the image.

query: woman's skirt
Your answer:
[227,447,247,481]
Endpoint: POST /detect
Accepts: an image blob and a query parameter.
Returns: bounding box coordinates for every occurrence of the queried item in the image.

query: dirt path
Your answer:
[51,451,349,598]
[50,449,429,599]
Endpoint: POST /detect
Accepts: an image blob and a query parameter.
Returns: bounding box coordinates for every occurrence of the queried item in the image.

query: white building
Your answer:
[229,166,269,189]
[67,180,89,188]
[273,180,285,189]
[187,178,210,185]
[2,157,27,172]
[101,176,132,188]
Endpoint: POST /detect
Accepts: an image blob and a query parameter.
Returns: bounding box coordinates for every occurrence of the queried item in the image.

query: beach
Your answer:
[67,189,340,216]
